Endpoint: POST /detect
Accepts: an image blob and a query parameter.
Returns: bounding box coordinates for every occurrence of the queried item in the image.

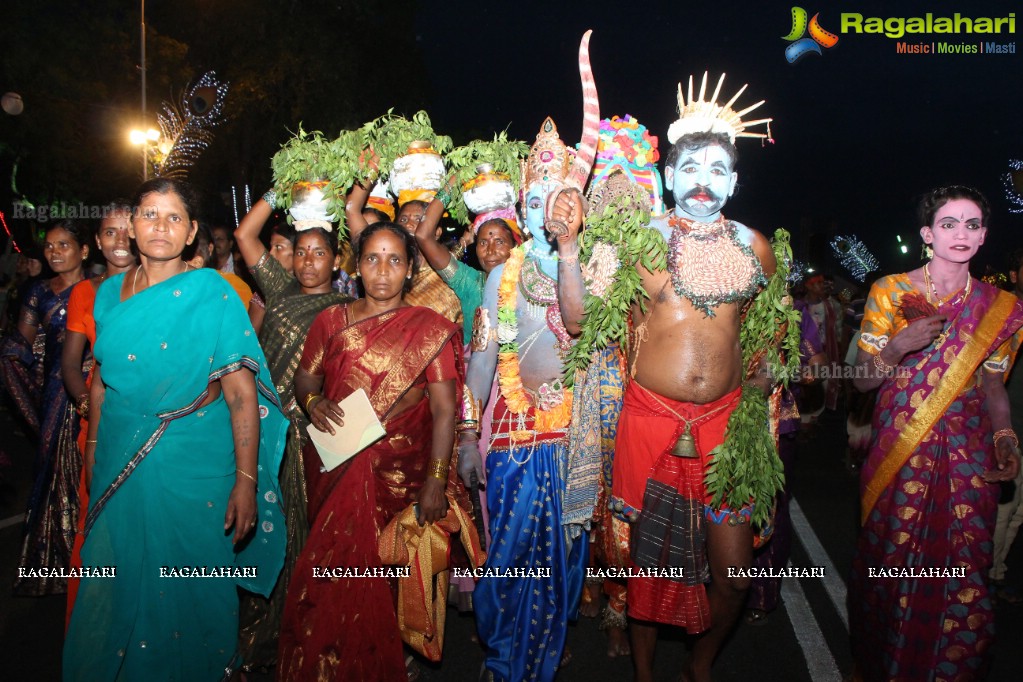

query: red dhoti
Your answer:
[612,381,740,632]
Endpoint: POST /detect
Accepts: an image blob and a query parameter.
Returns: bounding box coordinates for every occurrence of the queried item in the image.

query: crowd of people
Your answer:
[2,75,1023,682]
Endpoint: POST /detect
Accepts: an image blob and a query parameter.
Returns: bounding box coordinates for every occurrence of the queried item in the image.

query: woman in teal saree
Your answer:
[63,179,288,681]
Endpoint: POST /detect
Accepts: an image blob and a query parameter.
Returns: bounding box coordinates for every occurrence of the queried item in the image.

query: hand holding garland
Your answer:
[851,312,947,393]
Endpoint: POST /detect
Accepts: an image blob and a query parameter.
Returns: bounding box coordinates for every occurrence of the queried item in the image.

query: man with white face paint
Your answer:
[555,74,783,682]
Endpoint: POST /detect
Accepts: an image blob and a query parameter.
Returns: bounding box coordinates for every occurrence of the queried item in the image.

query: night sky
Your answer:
[416,0,1022,278]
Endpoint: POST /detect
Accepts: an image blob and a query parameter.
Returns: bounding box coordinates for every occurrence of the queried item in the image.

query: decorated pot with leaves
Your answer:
[462,163,516,214]
[388,141,446,195]
[289,180,335,227]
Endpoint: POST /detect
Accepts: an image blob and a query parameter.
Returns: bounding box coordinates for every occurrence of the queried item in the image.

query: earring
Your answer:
[921,243,933,260]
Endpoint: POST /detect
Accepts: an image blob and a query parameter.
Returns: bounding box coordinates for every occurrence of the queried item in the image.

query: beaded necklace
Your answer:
[666,213,765,317]
[922,262,971,307]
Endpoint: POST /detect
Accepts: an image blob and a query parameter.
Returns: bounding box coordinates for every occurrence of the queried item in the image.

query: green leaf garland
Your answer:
[270,125,358,237]
[704,229,802,527]
[563,191,666,381]
[445,132,529,225]
[354,110,452,184]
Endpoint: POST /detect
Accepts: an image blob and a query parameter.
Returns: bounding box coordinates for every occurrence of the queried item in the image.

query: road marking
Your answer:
[0,513,23,530]
[782,562,843,682]
[790,496,849,630]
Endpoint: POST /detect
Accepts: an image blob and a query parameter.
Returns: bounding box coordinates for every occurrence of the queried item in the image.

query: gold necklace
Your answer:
[922,263,970,306]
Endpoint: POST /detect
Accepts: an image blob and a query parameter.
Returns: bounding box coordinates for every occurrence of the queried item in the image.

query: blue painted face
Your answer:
[523,184,551,242]
[665,144,737,220]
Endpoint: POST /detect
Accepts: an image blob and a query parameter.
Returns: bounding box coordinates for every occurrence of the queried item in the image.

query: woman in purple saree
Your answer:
[849,186,1023,681]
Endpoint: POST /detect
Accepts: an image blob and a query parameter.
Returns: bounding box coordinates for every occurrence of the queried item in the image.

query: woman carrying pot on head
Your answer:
[232,191,352,674]
[247,219,296,335]
[413,171,521,351]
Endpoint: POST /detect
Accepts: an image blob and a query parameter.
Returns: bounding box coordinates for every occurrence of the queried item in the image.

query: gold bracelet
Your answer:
[427,458,448,481]
[993,429,1019,450]
[85,439,98,444]
[304,393,322,414]
[455,419,480,433]
[236,468,258,484]
[872,353,894,377]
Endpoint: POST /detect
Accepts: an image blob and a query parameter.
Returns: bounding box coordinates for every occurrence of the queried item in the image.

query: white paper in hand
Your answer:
[305,388,386,471]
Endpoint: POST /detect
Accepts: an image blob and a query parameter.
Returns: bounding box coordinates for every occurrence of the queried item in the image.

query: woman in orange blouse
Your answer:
[61,202,136,629]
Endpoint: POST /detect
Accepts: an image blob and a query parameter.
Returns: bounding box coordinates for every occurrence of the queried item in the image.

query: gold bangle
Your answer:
[304,393,322,414]
[994,429,1019,450]
[85,439,98,444]
[427,458,448,481]
[236,468,258,484]
[872,353,894,377]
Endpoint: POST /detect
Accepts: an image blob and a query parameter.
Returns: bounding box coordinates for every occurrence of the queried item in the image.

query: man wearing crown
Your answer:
[457,116,595,682]
[555,74,781,682]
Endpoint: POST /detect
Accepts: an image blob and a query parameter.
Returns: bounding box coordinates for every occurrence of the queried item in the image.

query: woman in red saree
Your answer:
[849,186,1023,681]
[278,222,463,681]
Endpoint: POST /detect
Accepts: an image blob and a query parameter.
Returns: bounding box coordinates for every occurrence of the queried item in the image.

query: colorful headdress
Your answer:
[520,31,601,238]
[587,114,664,214]
[666,72,773,145]
[521,117,573,191]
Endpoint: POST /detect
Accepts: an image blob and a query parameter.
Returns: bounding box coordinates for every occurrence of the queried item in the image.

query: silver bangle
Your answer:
[262,189,277,208]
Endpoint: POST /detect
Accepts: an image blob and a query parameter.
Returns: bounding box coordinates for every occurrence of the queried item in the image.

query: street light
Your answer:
[130,128,160,180]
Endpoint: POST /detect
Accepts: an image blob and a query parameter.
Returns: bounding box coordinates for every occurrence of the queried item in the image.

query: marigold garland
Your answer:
[496,245,573,432]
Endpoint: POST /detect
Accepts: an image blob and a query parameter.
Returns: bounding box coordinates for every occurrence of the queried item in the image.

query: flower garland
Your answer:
[496,244,573,433]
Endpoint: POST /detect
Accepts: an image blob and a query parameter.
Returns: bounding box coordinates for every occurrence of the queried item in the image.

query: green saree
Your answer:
[63,268,287,681]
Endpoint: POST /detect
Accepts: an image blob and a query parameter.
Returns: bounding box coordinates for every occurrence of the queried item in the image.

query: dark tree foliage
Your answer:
[0,0,428,224]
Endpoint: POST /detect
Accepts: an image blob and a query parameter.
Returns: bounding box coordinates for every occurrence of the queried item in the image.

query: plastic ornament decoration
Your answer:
[1002,159,1023,214]
[830,235,879,282]
[152,71,229,179]
[786,259,808,284]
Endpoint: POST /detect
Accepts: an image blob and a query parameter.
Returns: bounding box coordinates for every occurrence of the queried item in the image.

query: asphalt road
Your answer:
[1,406,1021,681]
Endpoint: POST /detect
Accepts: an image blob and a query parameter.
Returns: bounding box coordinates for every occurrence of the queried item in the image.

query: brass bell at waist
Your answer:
[671,425,699,458]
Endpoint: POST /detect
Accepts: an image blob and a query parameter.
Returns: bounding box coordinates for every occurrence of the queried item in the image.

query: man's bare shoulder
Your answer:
[730,220,776,277]
[649,213,672,240]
